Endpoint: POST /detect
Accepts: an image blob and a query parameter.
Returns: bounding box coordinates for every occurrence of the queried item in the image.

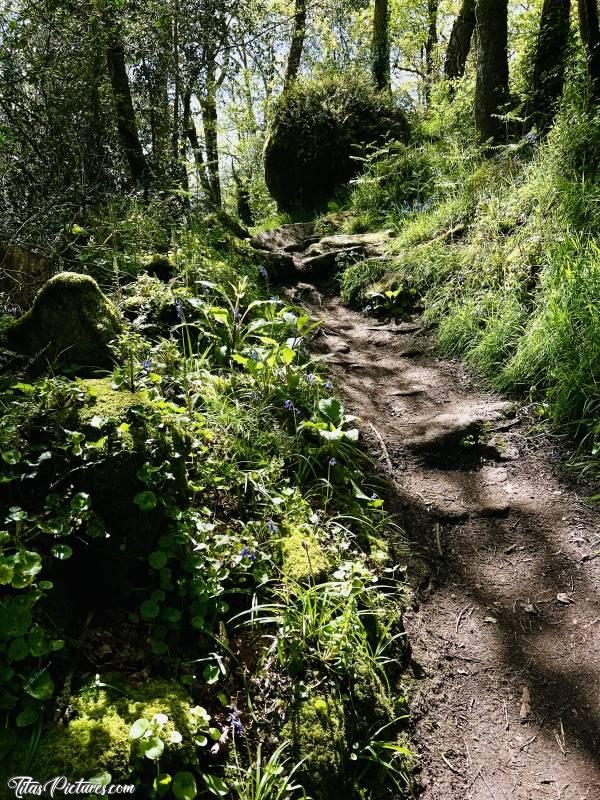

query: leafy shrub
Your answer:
[264,75,410,212]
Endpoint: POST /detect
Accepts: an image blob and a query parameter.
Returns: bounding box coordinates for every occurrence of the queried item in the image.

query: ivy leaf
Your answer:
[7,638,29,662]
[173,772,197,800]
[134,491,158,512]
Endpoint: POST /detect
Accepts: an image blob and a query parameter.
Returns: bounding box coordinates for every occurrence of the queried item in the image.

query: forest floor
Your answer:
[255,222,600,799]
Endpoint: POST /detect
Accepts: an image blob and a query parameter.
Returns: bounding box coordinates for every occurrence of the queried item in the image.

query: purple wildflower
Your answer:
[306,373,316,384]
[329,458,337,467]
[141,359,151,373]
[284,399,293,411]
[258,266,268,279]
[325,381,334,391]
[370,492,378,500]
[241,546,256,562]
[525,131,537,144]
[229,707,244,735]
[267,520,277,533]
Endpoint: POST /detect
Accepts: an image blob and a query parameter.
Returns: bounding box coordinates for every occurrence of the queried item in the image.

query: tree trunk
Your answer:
[105,31,150,188]
[528,0,571,130]
[444,0,476,82]
[284,0,307,91]
[424,0,439,103]
[183,90,213,201]
[474,0,509,143]
[578,0,600,101]
[372,0,391,92]
[200,56,221,207]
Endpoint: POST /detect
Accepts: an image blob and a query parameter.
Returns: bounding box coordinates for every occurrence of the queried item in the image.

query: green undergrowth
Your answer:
[0,207,414,798]
[338,98,600,480]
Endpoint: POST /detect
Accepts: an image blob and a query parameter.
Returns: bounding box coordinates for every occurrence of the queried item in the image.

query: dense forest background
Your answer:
[1,0,600,797]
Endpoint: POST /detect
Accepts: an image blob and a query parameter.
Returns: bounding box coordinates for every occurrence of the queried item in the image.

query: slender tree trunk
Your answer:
[200,55,221,207]
[424,0,439,103]
[578,0,600,101]
[172,0,180,162]
[284,0,307,91]
[105,32,150,188]
[444,0,476,82]
[183,90,212,201]
[528,0,571,130]
[372,0,391,92]
[474,0,509,143]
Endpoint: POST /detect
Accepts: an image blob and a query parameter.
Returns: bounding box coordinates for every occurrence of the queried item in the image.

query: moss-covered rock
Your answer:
[23,679,198,782]
[144,253,174,282]
[280,523,328,583]
[264,76,409,212]
[284,694,348,799]
[4,272,120,371]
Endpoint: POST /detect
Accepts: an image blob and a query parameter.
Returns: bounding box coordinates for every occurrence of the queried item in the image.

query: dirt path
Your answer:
[253,223,600,798]
[298,288,600,800]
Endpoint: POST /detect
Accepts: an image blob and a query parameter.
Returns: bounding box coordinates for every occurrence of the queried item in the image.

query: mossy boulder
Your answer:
[4,272,120,371]
[264,76,410,212]
[144,253,174,282]
[284,694,348,799]
[18,679,198,782]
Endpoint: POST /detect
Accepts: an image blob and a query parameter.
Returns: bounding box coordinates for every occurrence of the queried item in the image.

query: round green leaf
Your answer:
[51,544,73,561]
[142,736,164,761]
[26,670,54,701]
[191,616,205,630]
[7,638,29,662]
[151,641,168,656]
[16,707,39,728]
[202,773,228,797]
[149,551,168,570]
[129,718,150,740]
[140,600,160,620]
[203,664,219,685]
[134,491,158,512]
[173,771,197,800]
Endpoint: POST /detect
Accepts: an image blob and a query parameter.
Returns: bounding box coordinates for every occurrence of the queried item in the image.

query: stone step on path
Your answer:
[251,222,394,280]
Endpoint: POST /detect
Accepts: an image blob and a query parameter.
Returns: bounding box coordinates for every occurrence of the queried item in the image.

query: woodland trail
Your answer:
[254,225,600,799]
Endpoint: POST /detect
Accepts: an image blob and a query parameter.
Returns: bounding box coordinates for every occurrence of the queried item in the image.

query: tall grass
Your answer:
[338,98,600,473]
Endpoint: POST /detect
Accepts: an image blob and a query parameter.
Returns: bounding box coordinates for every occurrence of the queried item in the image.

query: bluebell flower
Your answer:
[141,359,151,373]
[284,399,293,411]
[250,351,259,361]
[269,296,278,302]
[258,266,268,279]
[267,520,277,533]
[325,381,333,391]
[228,706,244,734]
[306,373,316,384]
[329,457,337,467]
[233,307,239,320]
[370,492,378,500]
[241,546,256,561]
[525,131,537,144]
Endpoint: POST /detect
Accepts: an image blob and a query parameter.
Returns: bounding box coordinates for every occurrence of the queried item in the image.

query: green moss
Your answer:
[284,694,348,799]
[28,680,197,782]
[349,658,394,737]
[5,272,120,370]
[280,523,328,583]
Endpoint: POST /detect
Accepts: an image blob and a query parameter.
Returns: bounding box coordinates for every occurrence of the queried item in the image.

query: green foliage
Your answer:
[264,75,410,212]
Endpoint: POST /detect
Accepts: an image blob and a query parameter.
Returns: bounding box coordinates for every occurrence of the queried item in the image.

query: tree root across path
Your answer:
[293,283,600,799]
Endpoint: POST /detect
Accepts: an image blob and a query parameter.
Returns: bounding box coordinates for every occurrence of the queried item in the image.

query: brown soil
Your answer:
[299,287,600,800]
[253,223,600,799]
